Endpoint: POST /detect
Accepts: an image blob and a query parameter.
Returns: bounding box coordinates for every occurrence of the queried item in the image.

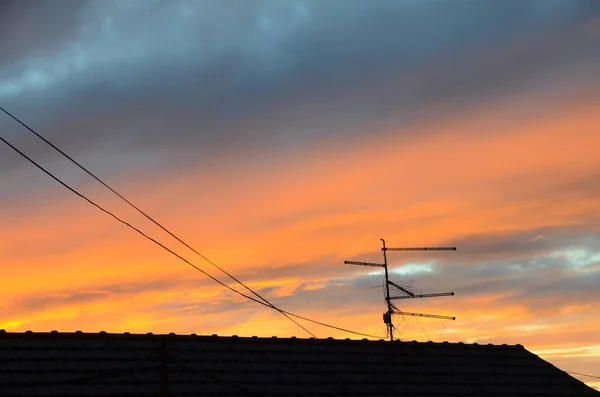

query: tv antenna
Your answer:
[345,238,456,341]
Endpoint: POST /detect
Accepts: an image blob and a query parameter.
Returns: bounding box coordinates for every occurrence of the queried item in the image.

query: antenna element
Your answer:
[345,239,456,341]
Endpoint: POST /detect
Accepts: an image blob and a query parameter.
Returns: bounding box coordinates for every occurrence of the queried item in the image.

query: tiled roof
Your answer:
[0,330,597,396]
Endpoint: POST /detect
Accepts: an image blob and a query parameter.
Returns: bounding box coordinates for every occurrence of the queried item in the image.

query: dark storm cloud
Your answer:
[0,0,84,67]
[1,0,600,175]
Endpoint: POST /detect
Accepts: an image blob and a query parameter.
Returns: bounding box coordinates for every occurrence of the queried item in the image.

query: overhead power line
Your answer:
[0,104,311,337]
[0,126,382,341]
[567,371,600,380]
[0,106,283,320]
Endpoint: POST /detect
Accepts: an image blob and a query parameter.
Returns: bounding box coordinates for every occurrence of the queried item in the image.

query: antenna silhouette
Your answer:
[345,239,456,341]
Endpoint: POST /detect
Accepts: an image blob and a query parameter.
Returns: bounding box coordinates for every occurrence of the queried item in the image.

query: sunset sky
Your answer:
[1,0,600,389]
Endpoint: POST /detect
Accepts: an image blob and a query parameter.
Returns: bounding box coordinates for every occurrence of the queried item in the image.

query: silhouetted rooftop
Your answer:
[0,330,597,396]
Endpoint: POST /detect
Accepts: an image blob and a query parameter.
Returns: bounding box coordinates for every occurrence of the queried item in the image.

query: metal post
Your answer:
[344,239,456,341]
[381,238,394,341]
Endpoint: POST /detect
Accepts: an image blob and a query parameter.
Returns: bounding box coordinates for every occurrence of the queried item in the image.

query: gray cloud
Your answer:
[0,0,84,67]
[329,225,600,313]
[413,252,600,320]
[440,225,600,262]
[234,224,600,309]
[1,0,599,180]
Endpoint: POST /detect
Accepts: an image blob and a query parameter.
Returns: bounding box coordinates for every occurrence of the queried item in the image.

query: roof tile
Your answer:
[0,331,596,396]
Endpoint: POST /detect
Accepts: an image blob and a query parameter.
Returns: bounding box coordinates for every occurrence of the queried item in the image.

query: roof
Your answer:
[0,330,597,396]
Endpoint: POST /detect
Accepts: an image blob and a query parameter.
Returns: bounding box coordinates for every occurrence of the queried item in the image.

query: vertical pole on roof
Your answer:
[381,239,394,341]
[345,239,457,342]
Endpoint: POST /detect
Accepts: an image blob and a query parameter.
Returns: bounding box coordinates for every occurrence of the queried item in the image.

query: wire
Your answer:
[0,129,385,391]
[1,341,256,394]
[415,317,430,341]
[0,105,309,338]
[164,342,259,396]
[0,135,259,303]
[394,317,405,340]
[1,364,161,388]
[281,311,381,339]
[0,343,164,388]
[0,132,383,340]
[400,316,411,335]
[566,371,600,380]
[168,353,258,396]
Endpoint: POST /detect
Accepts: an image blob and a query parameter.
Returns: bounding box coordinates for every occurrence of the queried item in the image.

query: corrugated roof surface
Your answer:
[0,330,597,396]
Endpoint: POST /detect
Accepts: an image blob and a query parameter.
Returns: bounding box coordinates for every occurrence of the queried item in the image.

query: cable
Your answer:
[282,311,381,339]
[168,353,258,396]
[1,364,161,388]
[0,133,383,340]
[566,371,600,380]
[1,107,385,340]
[400,316,411,335]
[0,105,307,338]
[0,343,164,388]
[415,317,430,341]
[1,107,385,339]
[1,132,386,390]
[0,132,314,337]
[1,341,256,395]
[0,135,259,304]
[394,317,405,340]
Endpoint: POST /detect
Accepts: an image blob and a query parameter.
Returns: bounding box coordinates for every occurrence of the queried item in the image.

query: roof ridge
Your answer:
[0,329,525,348]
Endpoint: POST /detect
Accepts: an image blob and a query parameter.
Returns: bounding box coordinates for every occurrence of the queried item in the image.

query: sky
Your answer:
[1,0,600,389]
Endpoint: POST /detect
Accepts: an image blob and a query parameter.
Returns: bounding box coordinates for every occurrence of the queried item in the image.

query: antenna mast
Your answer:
[345,239,456,341]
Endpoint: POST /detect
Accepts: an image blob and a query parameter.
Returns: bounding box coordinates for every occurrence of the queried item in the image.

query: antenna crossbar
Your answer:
[390,292,454,300]
[344,260,385,268]
[345,239,456,341]
[394,310,455,321]
[387,280,414,296]
[384,247,456,251]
